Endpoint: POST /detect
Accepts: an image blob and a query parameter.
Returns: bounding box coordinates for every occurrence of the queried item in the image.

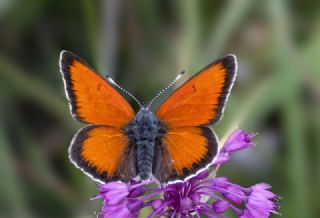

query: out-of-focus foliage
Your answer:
[0,0,319,217]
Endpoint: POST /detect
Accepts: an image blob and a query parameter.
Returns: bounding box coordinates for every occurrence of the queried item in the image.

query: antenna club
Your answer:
[107,77,115,84]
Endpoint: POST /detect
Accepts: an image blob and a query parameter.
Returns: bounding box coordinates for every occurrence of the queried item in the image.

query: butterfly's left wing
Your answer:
[154,55,237,183]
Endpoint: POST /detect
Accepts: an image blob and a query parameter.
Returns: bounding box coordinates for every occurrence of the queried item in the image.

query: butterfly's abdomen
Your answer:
[125,108,165,180]
[137,140,154,180]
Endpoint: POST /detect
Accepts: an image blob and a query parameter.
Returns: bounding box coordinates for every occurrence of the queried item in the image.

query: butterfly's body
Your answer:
[125,107,166,180]
[59,51,237,184]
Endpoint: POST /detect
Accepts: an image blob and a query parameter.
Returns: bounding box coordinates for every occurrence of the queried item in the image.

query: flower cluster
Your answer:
[92,129,279,218]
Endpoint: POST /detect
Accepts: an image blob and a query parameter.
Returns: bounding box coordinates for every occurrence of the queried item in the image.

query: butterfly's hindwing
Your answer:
[69,125,137,183]
[153,126,218,183]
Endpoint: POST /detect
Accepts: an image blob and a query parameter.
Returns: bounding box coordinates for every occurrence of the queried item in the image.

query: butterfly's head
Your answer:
[134,107,157,127]
[140,106,150,111]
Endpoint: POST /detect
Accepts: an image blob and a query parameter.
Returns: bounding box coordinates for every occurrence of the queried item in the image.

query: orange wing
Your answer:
[156,55,237,127]
[69,125,137,183]
[153,127,217,183]
[59,51,134,127]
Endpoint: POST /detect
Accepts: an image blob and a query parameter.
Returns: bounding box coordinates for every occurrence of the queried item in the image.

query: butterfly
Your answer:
[59,51,237,184]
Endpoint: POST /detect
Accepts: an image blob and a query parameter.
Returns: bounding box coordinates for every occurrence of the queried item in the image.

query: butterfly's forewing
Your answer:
[154,55,237,183]
[60,51,136,183]
[156,55,236,127]
[59,51,134,127]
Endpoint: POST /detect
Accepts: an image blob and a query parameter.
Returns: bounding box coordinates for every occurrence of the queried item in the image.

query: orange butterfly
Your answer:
[59,51,237,184]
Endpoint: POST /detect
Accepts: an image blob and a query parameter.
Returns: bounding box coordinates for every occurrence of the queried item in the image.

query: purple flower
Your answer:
[92,129,279,218]
[95,182,129,205]
[214,129,257,165]
[236,183,279,218]
[93,181,149,218]
[224,129,257,152]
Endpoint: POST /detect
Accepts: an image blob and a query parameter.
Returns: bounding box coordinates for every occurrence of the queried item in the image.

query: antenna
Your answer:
[147,71,185,108]
[106,76,143,108]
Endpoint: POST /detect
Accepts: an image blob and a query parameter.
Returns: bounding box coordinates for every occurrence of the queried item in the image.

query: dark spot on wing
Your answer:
[192,84,197,92]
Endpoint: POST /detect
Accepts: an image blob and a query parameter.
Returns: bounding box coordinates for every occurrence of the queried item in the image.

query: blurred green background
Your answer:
[0,0,319,217]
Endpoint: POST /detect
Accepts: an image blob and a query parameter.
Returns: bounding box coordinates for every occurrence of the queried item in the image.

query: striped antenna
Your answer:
[106,76,143,108]
[147,71,185,108]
